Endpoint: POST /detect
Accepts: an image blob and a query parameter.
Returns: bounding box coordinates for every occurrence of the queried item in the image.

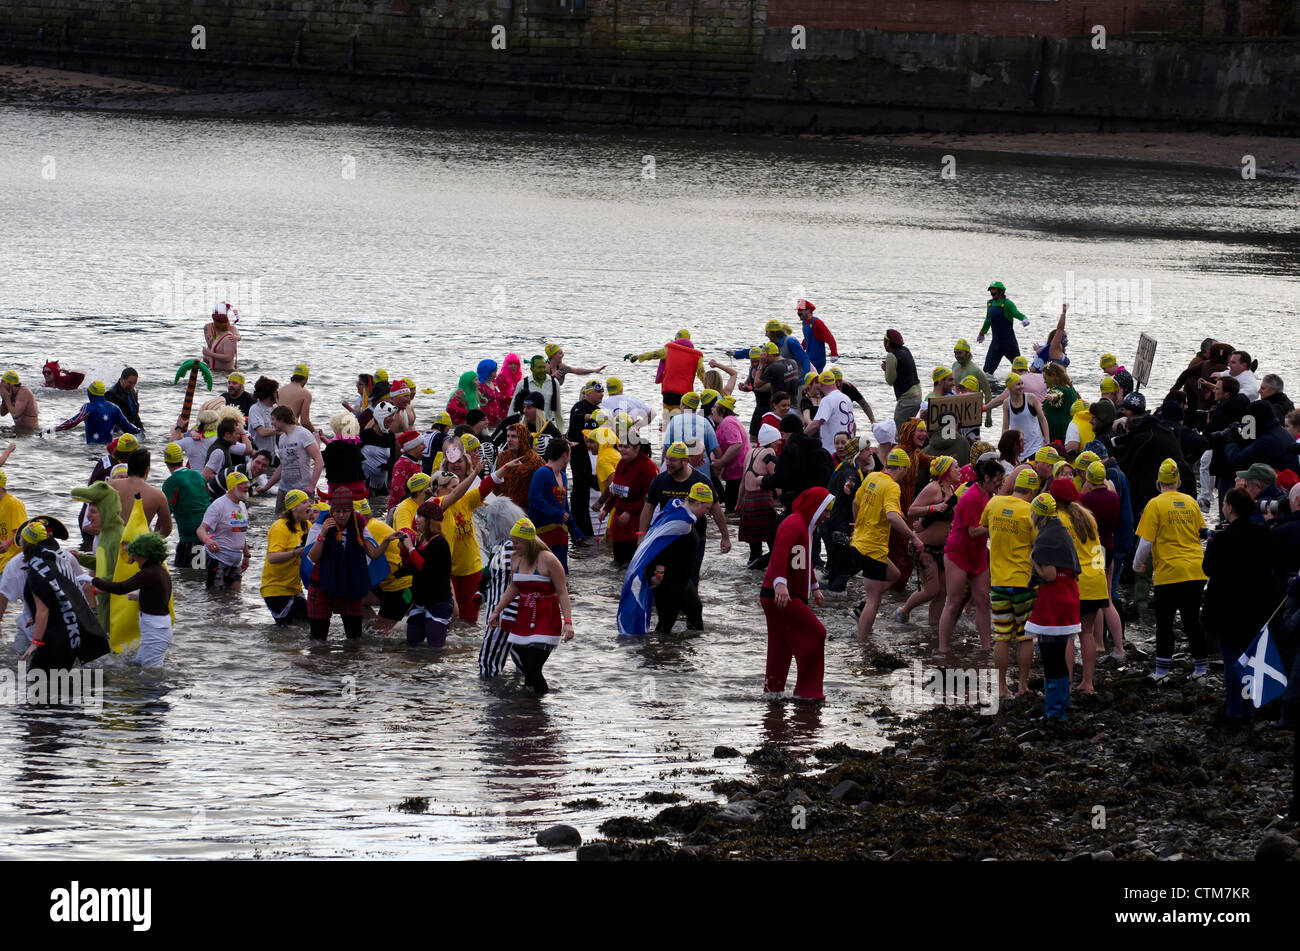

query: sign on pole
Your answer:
[925,392,982,437]
[1133,333,1158,389]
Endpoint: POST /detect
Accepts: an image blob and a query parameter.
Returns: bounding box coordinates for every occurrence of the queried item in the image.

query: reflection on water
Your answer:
[0,106,1297,857]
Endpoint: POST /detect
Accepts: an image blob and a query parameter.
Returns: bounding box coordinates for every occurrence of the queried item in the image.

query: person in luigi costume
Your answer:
[977,281,1031,377]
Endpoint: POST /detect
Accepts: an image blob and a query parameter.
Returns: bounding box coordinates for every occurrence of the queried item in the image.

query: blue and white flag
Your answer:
[616,499,697,637]
[1235,623,1289,707]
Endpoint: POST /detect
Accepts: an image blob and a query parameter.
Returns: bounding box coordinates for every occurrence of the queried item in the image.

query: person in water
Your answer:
[92,532,174,667]
[0,371,39,429]
[977,280,1030,376]
[17,520,110,674]
[486,517,575,695]
[52,380,143,444]
[202,301,241,371]
[278,363,315,434]
[761,486,834,701]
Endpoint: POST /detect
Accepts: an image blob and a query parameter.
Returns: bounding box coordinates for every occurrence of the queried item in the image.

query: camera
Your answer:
[1261,497,1292,517]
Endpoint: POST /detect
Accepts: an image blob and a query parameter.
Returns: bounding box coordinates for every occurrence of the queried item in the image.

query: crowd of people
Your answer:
[1,288,1298,786]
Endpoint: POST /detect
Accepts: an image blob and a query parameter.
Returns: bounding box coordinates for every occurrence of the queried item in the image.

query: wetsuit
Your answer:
[55,394,142,444]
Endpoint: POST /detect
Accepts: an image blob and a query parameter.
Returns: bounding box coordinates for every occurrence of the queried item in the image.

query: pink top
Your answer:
[714,415,750,481]
[943,485,990,575]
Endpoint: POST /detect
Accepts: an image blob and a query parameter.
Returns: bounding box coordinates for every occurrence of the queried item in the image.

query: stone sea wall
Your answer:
[1,1,1297,132]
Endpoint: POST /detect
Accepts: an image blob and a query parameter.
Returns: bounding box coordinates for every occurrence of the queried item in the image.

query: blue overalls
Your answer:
[982,299,1021,374]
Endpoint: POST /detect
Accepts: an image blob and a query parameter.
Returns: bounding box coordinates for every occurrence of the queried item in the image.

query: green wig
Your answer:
[127,532,169,564]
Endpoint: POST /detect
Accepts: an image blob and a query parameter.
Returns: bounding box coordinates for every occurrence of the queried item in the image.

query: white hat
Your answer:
[757,424,782,447]
[872,420,897,445]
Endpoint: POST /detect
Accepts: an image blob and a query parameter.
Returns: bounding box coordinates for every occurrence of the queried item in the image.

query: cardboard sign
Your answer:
[1133,333,1158,388]
[925,392,982,431]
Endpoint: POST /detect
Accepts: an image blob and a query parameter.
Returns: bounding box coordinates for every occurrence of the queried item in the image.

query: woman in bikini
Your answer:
[202,303,241,371]
[896,455,961,626]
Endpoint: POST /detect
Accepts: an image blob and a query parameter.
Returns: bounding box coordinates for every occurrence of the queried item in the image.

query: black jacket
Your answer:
[762,433,835,510]
[1116,415,1193,516]
[1202,517,1280,650]
[106,381,143,430]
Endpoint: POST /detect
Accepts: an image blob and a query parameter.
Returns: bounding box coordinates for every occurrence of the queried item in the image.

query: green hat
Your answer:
[126,532,169,563]
[1236,462,1277,485]
[988,281,1006,291]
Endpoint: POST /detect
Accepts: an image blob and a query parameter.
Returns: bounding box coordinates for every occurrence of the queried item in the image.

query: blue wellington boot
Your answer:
[1044,677,1070,721]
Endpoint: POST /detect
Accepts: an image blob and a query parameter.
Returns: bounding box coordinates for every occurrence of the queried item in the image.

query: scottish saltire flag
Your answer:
[616,499,696,636]
[1235,624,1289,707]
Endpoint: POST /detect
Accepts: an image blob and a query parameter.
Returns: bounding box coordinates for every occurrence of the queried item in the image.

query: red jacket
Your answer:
[762,486,833,600]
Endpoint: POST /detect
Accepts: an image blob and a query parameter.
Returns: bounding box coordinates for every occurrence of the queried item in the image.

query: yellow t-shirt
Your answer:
[0,493,29,571]
[260,517,308,598]
[596,447,620,494]
[850,473,901,563]
[1136,491,1207,586]
[365,519,410,593]
[441,486,487,577]
[980,495,1035,587]
[1059,509,1108,602]
[393,495,420,535]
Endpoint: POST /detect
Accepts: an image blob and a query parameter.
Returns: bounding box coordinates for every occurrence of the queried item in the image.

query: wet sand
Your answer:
[4,64,1299,176]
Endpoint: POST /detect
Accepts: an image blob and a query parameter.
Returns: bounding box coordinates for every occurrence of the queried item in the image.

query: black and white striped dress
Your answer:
[478,539,520,678]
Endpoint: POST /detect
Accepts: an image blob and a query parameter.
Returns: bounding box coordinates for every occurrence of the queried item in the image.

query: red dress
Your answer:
[504,573,562,646]
[1025,571,1081,638]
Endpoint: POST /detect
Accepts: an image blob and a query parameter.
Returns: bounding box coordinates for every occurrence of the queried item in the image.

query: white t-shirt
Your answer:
[200,495,249,566]
[814,390,855,456]
[1233,369,1260,402]
[179,433,217,472]
[276,425,318,492]
[601,394,653,423]
[248,401,278,454]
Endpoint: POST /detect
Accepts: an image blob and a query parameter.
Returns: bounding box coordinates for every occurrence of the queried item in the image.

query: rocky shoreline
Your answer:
[545,662,1298,861]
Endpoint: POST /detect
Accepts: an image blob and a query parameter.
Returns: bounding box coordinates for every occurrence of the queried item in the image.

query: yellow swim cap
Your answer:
[1015,469,1040,492]
[1004,373,1021,387]
[293,364,310,380]
[406,472,433,494]
[225,471,250,490]
[1031,493,1057,517]
[606,376,624,395]
[1071,399,1090,415]
[163,442,184,465]
[228,372,245,385]
[831,367,843,381]
[954,339,971,353]
[282,489,310,510]
[432,411,452,427]
[699,389,720,407]
[675,328,691,339]
[374,369,388,382]
[764,319,783,333]
[1100,353,1118,369]
[687,483,714,504]
[748,347,763,360]
[932,366,953,383]
[116,433,140,454]
[88,380,106,396]
[1,370,19,385]
[354,499,372,515]
[21,521,47,545]
[886,447,911,468]
[1052,460,1074,480]
[666,441,690,460]
[1086,462,1107,486]
[1100,376,1119,393]
[510,517,538,540]
[1074,451,1100,470]
[803,371,819,386]
[461,433,481,452]
[680,392,701,411]
[1034,447,1061,464]
[1158,458,1181,484]
[761,342,779,356]
[719,395,737,412]
[930,455,956,477]
[818,369,837,385]
[1012,356,1029,371]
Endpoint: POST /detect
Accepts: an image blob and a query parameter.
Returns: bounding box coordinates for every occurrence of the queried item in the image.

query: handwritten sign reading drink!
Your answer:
[925,392,982,431]
[1133,333,1158,388]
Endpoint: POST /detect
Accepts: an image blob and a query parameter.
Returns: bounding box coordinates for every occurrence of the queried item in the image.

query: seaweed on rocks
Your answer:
[583,666,1299,860]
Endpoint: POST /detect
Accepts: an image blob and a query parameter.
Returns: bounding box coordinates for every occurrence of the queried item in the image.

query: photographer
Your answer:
[1203,488,1281,727]
[1221,400,1300,478]
[1235,463,1284,525]
[1202,375,1251,515]
[1269,484,1300,587]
